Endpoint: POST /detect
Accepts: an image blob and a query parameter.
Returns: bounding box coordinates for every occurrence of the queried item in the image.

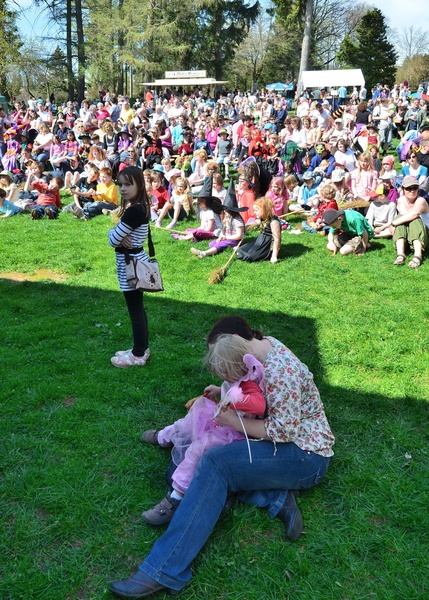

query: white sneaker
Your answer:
[165,221,177,230]
[190,247,206,259]
[154,219,162,228]
[115,348,133,357]
[111,348,150,368]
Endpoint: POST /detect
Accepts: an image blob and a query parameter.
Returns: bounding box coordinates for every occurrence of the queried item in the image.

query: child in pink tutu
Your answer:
[141,335,267,525]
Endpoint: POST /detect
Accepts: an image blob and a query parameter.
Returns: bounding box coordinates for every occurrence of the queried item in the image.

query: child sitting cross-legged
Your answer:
[31,176,64,220]
[170,176,223,242]
[155,176,192,230]
[190,180,247,259]
[81,167,119,220]
[365,183,397,238]
[140,334,267,525]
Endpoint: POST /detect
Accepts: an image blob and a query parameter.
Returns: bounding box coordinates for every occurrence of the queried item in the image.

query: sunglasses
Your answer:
[403,186,419,191]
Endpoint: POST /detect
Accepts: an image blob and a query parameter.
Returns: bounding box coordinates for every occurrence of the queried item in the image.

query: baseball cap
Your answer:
[322,209,345,225]
[402,175,419,188]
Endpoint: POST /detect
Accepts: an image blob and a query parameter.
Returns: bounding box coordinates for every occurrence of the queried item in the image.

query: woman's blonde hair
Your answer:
[206,334,253,382]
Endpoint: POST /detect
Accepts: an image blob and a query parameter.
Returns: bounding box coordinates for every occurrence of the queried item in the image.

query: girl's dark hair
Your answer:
[117,166,151,219]
[206,316,263,346]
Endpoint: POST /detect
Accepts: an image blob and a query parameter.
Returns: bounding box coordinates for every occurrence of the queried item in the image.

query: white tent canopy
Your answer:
[302,69,365,89]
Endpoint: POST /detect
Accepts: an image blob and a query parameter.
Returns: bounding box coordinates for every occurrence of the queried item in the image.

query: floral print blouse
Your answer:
[263,337,335,457]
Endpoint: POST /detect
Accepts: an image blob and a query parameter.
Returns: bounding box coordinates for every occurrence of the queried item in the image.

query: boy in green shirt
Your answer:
[322,208,373,255]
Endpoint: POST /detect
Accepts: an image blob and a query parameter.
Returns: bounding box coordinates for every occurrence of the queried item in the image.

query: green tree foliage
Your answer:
[0,1,22,97]
[397,54,429,90]
[188,0,260,80]
[337,7,397,90]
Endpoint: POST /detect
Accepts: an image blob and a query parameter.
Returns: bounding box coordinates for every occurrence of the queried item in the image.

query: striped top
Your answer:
[108,204,150,291]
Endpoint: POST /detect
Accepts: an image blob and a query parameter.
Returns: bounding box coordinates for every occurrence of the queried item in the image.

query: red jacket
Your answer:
[32,180,62,208]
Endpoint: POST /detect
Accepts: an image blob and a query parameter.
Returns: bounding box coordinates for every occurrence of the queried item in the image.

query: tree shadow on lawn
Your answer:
[1,277,428,596]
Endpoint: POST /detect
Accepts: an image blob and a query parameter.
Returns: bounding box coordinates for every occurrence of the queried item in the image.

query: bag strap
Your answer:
[147,224,155,258]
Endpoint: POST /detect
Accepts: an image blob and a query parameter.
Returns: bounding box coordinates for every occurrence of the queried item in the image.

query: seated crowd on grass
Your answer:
[1,81,429,266]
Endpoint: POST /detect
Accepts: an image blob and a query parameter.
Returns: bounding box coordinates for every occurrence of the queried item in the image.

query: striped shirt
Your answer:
[108,204,149,291]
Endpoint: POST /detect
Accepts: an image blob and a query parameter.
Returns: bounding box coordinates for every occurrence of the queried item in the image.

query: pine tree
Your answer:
[337,8,397,91]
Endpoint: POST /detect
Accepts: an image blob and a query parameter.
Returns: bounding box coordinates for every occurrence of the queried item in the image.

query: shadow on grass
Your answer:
[1,277,428,598]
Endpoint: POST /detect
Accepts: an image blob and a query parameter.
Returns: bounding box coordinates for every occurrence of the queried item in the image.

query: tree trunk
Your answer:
[75,0,86,103]
[117,0,124,94]
[66,0,74,100]
[297,0,313,99]
[143,2,153,84]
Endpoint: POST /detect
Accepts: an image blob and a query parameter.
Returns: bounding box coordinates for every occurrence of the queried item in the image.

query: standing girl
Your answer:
[108,167,152,368]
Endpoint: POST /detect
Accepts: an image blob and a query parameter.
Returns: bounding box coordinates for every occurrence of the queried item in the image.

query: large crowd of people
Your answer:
[1,82,428,269]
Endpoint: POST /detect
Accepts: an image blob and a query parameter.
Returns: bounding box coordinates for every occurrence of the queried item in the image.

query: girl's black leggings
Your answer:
[123,290,148,356]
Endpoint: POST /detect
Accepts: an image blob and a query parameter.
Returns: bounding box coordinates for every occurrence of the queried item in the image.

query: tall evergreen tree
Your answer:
[337,8,397,90]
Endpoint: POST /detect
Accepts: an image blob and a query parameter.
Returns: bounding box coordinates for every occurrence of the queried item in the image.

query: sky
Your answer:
[15,1,429,45]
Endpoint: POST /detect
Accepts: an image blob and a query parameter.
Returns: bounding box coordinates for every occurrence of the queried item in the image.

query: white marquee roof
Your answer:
[302,69,365,89]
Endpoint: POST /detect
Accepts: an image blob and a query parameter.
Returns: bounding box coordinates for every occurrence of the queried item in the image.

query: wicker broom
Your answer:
[340,199,370,210]
[208,238,244,284]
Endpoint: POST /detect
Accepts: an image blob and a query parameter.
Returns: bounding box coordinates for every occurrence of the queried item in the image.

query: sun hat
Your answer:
[331,169,346,182]
[303,171,315,181]
[152,163,164,173]
[120,151,131,161]
[218,128,229,136]
[322,209,345,225]
[402,175,419,188]
[0,170,13,179]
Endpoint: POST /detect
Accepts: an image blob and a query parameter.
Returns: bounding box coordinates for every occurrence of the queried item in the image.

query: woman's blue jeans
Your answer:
[139,441,330,590]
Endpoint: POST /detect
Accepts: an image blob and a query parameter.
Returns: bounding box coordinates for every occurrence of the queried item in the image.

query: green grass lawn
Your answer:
[0,202,428,599]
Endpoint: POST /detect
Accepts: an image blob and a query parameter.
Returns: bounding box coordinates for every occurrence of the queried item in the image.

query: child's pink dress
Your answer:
[157,355,266,495]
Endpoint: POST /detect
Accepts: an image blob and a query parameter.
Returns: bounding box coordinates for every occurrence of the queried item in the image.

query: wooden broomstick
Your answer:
[245,212,290,232]
[157,225,188,235]
[208,238,244,285]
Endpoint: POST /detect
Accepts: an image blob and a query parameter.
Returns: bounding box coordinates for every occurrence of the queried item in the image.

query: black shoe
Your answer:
[141,429,173,448]
[45,208,56,219]
[31,209,40,220]
[109,568,180,598]
[277,491,303,540]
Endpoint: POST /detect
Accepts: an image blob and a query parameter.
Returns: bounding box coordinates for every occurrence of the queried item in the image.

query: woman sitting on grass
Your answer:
[391,175,429,268]
[109,315,334,599]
